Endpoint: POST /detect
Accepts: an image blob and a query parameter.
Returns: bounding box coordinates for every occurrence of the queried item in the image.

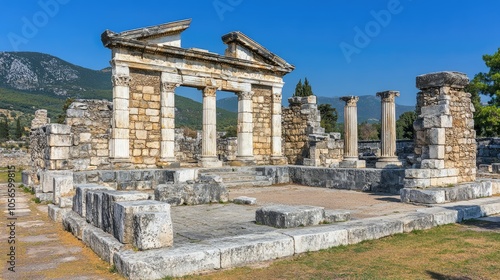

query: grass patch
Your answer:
[0,167,22,183]
[183,224,500,280]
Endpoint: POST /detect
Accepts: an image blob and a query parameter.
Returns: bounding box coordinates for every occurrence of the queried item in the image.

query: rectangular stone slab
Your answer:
[133,211,173,250]
[82,226,125,265]
[255,205,325,228]
[283,225,348,254]
[344,218,403,245]
[101,190,150,235]
[73,184,111,217]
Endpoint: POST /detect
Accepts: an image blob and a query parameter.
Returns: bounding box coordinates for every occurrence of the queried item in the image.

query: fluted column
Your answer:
[200,86,222,167]
[270,86,287,165]
[159,81,179,165]
[376,91,402,168]
[110,69,131,163]
[339,96,365,168]
[236,91,255,162]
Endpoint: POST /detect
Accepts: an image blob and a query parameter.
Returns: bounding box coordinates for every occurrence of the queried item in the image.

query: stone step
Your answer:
[216,175,258,182]
[225,180,273,188]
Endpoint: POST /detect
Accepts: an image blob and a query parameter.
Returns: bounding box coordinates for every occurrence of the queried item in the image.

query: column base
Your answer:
[199,157,223,168]
[231,156,256,167]
[271,156,288,165]
[110,158,133,169]
[376,157,403,169]
[339,159,366,168]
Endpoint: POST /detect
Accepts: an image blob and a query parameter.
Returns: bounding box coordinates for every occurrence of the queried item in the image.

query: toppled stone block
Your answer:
[101,191,150,235]
[155,180,228,206]
[255,205,325,228]
[73,184,112,217]
[133,212,173,250]
[323,210,351,223]
[83,226,125,265]
[283,225,348,254]
[113,200,170,244]
[233,196,257,205]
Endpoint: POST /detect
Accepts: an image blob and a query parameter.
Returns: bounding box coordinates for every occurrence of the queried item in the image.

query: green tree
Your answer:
[56,97,75,124]
[396,111,417,140]
[0,118,9,140]
[358,122,380,140]
[467,47,500,136]
[294,79,304,97]
[318,104,338,133]
[15,117,22,139]
[293,77,314,97]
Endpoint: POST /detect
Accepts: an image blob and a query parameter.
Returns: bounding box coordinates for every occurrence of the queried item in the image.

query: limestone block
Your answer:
[48,204,71,223]
[113,244,220,279]
[59,196,73,208]
[421,105,450,117]
[82,226,125,265]
[345,218,403,245]
[479,200,500,216]
[492,163,500,174]
[416,71,469,89]
[155,181,228,206]
[323,210,351,223]
[428,145,445,159]
[113,200,170,244]
[73,184,112,218]
[284,225,348,254]
[97,191,142,227]
[49,146,70,160]
[233,196,257,205]
[423,115,452,128]
[421,159,445,169]
[430,176,457,187]
[416,207,461,225]
[143,86,155,94]
[52,174,73,204]
[392,212,434,233]
[491,180,500,194]
[208,232,294,268]
[339,160,366,168]
[62,210,90,240]
[255,205,325,228]
[45,123,71,134]
[403,178,431,189]
[405,169,430,179]
[400,188,446,204]
[41,170,72,193]
[174,169,197,182]
[48,134,72,147]
[86,190,107,228]
[427,128,446,145]
[133,212,173,250]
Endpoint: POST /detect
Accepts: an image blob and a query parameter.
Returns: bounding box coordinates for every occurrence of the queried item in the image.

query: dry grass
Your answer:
[0,167,22,183]
[185,223,500,280]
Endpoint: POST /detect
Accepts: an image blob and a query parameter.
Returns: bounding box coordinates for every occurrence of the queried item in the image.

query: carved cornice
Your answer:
[340,96,359,106]
[203,86,217,97]
[161,82,180,93]
[112,75,131,87]
[376,91,400,102]
[238,91,254,100]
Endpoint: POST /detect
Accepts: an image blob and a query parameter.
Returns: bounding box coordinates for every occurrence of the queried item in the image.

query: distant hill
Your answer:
[217,95,415,123]
[0,51,236,130]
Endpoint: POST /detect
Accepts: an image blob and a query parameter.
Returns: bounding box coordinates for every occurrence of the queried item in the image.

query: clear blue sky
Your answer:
[2,0,500,105]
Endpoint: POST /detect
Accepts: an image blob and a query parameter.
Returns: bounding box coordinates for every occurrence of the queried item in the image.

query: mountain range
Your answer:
[0,51,414,129]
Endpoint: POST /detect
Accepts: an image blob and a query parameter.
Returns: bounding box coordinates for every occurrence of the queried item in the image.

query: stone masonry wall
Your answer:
[129,69,162,168]
[252,85,272,164]
[66,100,113,171]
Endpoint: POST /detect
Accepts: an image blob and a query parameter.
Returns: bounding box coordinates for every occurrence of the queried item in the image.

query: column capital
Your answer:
[161,82,180,92]
[340,96,359,106]
[273,92,282,103]
[202,86,217,97]
[376,91,400,102]
[112,75,131,87]
[237,91,254,100]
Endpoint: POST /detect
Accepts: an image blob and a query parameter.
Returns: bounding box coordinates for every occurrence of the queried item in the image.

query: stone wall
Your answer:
[129,69,162,168]
[282,96,323,165]
[358,140,414,167]
[0,148,30,168]
[477,138,500,165]
[303,133,343,167]
[66,100,113,171]
[252,85,273,164]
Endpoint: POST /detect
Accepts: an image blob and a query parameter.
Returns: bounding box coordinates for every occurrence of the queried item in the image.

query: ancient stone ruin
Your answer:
[20,20,500,279]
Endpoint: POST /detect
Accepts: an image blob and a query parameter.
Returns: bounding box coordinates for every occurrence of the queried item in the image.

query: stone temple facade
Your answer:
[101,19,294,168]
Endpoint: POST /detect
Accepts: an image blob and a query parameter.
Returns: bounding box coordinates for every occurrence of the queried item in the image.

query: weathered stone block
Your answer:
[155,181,228,206]
[393,212,434,233]
[113,244,220,279]
[233,196,257,205]
[73,184,111,217]
[345,218,403,244]
[209,233,294,268]
[423,115,452,128]
[427,128,446,145]
[83,226,125,265]
[255,205,325,228]
[323,210,351,223]
[86,190,106,228]
[63,210,90,240]
[429,145,445,159]
[403,178,431,189]
[59,196,73,208]
[133,211,173,250]
[49,146,70,160]
[421,159,445,169]
[416,71,469,89]
[52,174,73,205]
[492,163,500,174]
[421,105,450,117]
[45,123,71,134]
[416,207,461,225]
[101,191,150,235]
[405,169,431,179]
[48,204,71,223]
[479,164,493,173]
[284,226,348,254]
[113,200,170,244]
[48,134,73,147]
[400,188,446,204]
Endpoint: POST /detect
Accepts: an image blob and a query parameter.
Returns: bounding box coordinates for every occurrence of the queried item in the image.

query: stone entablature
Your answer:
[101,19,293,167]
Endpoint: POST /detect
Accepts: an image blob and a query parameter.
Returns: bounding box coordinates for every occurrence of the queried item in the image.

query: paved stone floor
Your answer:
[171,184,424,244]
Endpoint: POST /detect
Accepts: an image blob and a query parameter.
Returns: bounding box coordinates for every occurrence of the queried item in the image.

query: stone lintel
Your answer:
[416,71,469,90]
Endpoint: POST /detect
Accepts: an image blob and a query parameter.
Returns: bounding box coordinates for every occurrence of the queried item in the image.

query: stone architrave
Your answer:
[110,65,131,165]
[270,86,287,165]
[376,91,402,168]
[159,81,179,165]
[200,86,222,167]
[339,96,365,168]
[235,90,255,164]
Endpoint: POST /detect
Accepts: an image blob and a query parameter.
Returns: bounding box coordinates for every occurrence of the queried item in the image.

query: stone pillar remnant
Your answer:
[271,87,287,165]
[235,91,255,164]
[159,81,179,165]
[339,96,365,168]
[200,86,222,167]
[376,90,402,168]
[110,66,131,166]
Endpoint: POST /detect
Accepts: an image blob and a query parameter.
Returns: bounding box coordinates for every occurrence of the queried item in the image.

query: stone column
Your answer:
[270,86,287,165]
[235,91,255,164]
[376,91,402,168]
[200,86,222,167]
[159,81,179,166]
[339,96,365,168]
[110,66,131,166]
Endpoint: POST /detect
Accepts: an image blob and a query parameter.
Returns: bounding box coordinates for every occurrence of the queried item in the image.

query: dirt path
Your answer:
[0,184,123,280]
